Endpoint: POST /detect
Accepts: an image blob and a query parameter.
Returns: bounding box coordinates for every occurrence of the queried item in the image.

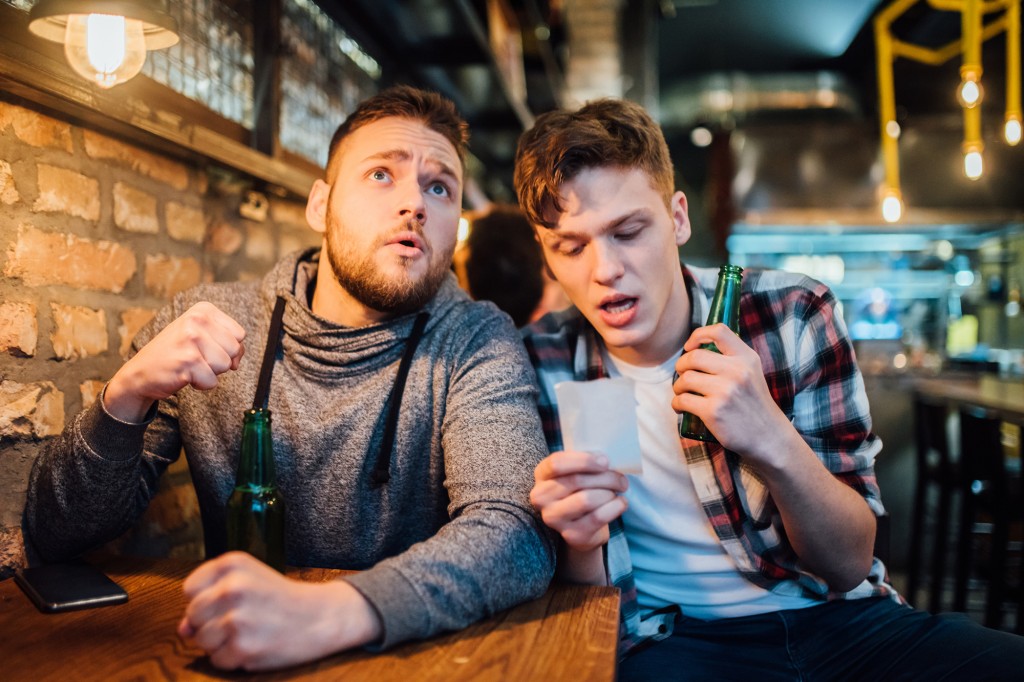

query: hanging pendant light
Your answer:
[28,0,179,89]
[873,0,1021,221]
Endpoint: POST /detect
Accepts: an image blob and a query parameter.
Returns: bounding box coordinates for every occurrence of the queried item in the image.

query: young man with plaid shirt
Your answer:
[514,98,1023,680]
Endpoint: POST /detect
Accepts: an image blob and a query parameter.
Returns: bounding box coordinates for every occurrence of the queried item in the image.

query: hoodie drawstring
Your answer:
[371,312,430,485]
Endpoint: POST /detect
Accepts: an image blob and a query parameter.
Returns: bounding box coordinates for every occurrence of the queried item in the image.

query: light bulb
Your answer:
[1006,116,1022,146]
[63,14,147,89]
[957,75,983,109]
[964,149,983,180]
[881,191,902,223]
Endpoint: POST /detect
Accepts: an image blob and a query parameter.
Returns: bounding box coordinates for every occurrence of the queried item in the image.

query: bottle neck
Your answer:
[236,409,276,488]
[705,271,742,331]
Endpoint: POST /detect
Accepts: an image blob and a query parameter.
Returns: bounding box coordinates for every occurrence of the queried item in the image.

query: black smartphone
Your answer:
[14,562,129,613]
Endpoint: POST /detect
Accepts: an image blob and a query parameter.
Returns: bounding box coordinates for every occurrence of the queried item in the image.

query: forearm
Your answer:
[344,503,555,648]
[24,398,175,561]
[753,429,876,591]
[25,405,146,560]
[558,544,608,585]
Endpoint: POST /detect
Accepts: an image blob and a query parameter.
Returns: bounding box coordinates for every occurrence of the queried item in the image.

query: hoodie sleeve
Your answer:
[344,305,557,647]
[23,302,186,562]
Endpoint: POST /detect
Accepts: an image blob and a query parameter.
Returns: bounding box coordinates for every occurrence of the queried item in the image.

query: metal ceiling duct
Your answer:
[658,71,862,128]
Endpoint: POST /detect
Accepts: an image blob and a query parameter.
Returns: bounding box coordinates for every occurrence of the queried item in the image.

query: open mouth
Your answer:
[386,231,426,252]
[600,297,637,314]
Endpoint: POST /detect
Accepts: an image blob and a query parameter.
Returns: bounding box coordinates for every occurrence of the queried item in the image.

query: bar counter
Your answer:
[912,374,1024,423]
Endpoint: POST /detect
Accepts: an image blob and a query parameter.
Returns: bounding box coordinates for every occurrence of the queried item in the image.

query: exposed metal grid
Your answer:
[279,0,379,167]
[142,0,255,128]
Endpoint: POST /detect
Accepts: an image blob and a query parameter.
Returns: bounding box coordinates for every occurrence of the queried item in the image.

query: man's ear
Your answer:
[305,179,330,234]
[670,191,691,247]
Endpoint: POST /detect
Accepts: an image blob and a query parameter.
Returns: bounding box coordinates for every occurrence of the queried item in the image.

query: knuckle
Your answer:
[563,528,584,546]
[529,487,544,509]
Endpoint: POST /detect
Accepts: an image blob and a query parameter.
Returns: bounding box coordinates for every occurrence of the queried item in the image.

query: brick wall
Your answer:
[0,97,320,576]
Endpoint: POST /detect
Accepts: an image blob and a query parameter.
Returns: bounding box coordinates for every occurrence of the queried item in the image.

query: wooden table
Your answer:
[0,556,620,682]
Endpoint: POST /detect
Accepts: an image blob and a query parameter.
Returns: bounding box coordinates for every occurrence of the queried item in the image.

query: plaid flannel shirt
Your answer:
[522,264,901,656]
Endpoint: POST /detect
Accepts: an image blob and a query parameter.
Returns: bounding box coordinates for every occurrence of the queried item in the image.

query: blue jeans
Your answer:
[618,597,1024,681]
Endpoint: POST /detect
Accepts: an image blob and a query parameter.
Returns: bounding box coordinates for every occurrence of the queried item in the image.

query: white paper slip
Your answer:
[554,378,643,474]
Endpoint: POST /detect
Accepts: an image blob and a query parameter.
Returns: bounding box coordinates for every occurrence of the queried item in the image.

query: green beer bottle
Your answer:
[226,408,286,572]
[679,264,744,442]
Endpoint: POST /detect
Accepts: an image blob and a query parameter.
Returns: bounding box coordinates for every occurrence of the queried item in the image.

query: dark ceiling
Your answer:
[654,0,1022,228]
[317,0,1021,215]
[656,0,1014,126]
[658,0,882,75]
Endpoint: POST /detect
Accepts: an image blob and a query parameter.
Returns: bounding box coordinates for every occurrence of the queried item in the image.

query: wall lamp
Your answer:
[28,0,179,89]
[875,0,1021,223]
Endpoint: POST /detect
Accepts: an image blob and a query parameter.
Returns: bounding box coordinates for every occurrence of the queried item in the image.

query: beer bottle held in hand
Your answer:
[679,264,743,442]
[226,408,286,572]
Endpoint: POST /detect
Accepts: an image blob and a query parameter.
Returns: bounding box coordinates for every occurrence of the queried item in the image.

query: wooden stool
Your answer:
[953,405,1022,630]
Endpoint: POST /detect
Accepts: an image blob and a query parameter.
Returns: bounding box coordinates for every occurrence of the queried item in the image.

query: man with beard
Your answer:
[24,86,555,671]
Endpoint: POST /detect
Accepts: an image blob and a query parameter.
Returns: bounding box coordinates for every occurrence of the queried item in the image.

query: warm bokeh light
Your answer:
[964,149,983,180]
[690,126,713,148]
[881,191,902,223]
[957,76,983,108]
[1005,116,1022,145]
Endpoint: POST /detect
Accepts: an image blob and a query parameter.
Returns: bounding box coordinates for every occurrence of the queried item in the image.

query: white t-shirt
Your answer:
[603,348,820,620]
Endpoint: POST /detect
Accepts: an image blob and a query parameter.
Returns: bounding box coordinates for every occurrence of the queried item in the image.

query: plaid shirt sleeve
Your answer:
[685,268,896,606]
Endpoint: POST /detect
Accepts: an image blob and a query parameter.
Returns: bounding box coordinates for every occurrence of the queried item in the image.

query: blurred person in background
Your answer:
[455,204,569,327]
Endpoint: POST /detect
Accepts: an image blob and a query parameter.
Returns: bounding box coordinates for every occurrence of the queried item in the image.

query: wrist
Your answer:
[560,544,608,585]
[103,371,154,424]
[323,580,383,649]
[748,428,816,485]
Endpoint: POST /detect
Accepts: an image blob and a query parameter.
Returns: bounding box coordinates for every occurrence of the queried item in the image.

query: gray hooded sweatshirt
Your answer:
[25,248,556,647]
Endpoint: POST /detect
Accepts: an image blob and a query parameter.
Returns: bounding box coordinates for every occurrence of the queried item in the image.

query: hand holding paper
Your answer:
[555,378,643,474]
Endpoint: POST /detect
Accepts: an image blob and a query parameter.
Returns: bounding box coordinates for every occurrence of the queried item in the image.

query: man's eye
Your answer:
[427,182,450,197]
[560,243,584,257]
[371,170,390,182]
[616,230,640,241]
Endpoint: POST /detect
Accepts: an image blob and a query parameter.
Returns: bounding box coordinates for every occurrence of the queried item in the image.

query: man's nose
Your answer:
[397,181,426,223]
[592,242,624,284]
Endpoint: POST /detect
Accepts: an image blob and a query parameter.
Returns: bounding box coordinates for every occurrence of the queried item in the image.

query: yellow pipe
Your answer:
[890,15,1007,65]
[963,0,983,73]
[928,0,1010,12]
[1008,0,1021,117]
[892,37,963,64]
[962,0,983,164]
[875,12,902,195]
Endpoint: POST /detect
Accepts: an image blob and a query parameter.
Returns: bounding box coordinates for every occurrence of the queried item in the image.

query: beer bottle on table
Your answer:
[226,407,286,572]
[679,264,744,442]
